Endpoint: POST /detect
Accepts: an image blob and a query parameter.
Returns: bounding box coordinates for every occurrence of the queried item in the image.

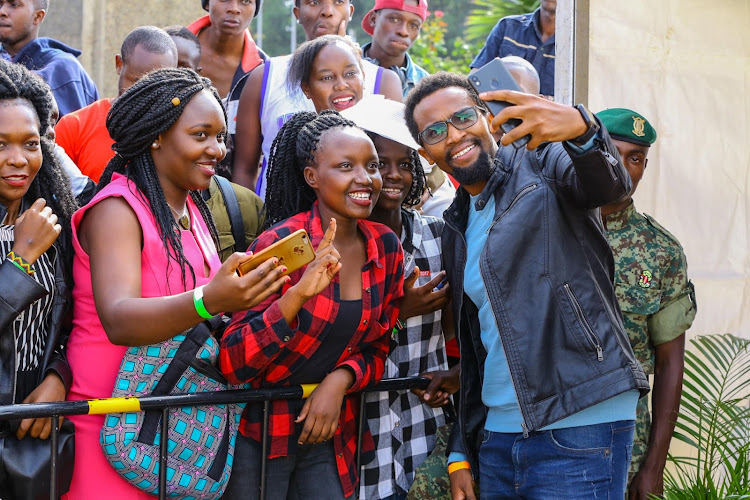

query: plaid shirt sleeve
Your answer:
[338,224,404,394]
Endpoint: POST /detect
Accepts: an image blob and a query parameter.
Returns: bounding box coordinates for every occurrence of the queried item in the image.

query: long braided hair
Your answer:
[263,110,359,229]
[98,67,222,289]
[0,60,78,284]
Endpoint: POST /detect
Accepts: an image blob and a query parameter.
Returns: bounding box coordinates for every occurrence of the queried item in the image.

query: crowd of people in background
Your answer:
[0,0,696,499]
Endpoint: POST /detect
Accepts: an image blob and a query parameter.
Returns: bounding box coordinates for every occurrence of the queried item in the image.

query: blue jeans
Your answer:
[223,433,349,499]
[479,420,635,499]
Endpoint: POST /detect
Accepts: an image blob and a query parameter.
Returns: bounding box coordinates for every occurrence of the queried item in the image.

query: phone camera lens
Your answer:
[491,78,499,88]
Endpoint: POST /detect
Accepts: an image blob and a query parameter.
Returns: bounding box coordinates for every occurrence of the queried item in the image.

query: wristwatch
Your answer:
[569,104,600,146]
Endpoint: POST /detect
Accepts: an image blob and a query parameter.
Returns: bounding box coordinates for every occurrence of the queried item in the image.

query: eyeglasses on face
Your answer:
[418,105,485,145]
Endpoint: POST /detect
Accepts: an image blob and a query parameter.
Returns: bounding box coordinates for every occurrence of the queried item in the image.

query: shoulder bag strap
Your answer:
[214,175,247,253]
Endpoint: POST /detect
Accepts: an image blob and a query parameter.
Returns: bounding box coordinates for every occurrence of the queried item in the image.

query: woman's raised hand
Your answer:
[202,218,341,316]
[291,218,342,300]
[12,198,61,265]
[202,252,289,314]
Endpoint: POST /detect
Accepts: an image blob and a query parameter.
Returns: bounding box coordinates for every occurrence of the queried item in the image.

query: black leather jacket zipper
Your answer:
[564,283,604,361]
[485,183,538,234]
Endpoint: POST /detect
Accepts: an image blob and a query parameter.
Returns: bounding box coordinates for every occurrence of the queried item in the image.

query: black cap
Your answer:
[202,0,262,18]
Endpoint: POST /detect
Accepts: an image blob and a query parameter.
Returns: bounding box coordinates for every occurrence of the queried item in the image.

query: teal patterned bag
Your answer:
[100,315,242,499]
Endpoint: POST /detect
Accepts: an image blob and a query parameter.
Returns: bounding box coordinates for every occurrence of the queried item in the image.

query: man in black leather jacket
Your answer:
[404,72,650,499]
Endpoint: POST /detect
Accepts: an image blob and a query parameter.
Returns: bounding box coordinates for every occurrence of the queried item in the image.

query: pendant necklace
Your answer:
[167,202,190,231]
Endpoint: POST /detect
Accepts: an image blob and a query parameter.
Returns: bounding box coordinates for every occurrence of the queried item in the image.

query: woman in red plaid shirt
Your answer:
[220,110,405,499]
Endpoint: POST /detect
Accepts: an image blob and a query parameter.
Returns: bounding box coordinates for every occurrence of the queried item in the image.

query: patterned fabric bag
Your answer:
[100,315,242,499]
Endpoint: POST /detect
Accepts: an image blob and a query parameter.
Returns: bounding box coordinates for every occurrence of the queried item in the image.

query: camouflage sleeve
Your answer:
[648,245,697,345]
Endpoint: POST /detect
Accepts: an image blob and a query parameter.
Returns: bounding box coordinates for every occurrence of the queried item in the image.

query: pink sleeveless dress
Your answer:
[63,174,222,499]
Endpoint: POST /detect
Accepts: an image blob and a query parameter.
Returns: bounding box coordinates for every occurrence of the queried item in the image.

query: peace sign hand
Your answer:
[291,218,342,300]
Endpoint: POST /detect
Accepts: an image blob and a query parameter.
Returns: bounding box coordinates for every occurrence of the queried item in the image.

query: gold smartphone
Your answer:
[236,229,315,277]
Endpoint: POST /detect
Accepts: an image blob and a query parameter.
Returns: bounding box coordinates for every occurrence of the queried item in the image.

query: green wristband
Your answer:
[6,251,34,275]
[9,259,27,273]
[193,285,213,319]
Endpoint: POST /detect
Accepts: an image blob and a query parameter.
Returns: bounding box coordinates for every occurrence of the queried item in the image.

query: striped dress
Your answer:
[0,223,55,399]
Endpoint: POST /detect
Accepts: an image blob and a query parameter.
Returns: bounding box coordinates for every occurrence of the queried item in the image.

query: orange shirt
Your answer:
[55,98,114,183]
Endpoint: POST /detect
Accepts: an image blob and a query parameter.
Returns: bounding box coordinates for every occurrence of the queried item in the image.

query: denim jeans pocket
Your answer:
[481,429,492,445]
[547,424,613,455]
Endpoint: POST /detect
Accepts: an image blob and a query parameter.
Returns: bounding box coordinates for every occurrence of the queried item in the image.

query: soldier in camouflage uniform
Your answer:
[598,108,697,500]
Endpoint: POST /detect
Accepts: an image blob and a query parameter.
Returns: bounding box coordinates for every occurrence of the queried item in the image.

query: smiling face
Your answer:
[151,90,227,193]
[295,0,353,41]
[413,86,497,193]
[208,0,255,36]
[0,100,43,218]
[301,42,364,112]
[304,126,382,222]
[372,135,413,213]
[369,7,423,61]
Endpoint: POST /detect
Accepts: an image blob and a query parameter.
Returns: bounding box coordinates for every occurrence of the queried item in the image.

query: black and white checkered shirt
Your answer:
[362,210,449,498]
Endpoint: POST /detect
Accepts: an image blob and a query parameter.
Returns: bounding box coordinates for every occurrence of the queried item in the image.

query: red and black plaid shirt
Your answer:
[219,203,404,497]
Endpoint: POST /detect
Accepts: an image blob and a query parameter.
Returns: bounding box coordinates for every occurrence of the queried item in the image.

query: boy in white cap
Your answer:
[342,96,458,500]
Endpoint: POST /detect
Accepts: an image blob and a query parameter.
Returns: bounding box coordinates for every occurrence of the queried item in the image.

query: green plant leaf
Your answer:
[666,334,750,497]
[465,0,541,43]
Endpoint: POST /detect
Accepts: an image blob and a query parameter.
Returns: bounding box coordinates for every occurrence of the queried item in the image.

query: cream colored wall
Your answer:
[588,0,750,339]
[39,0,206,98]
[588,0,750,477]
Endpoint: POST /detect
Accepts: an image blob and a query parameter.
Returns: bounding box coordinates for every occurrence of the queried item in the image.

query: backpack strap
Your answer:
[137,315,225,445]
[214,175,247,253]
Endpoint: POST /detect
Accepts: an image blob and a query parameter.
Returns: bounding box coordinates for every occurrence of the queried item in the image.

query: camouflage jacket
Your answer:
[604,203,697,375]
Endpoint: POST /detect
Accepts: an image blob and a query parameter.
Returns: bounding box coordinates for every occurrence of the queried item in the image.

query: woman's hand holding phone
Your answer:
[202,252,289,314]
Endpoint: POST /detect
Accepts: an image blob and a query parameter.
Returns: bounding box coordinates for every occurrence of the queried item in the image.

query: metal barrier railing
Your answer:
[0,376,430,500]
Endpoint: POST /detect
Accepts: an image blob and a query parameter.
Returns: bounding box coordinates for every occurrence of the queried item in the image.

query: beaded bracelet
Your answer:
[6,251,34,275]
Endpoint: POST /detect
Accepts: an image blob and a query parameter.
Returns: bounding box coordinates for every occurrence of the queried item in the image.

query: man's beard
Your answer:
[449,148,494,185]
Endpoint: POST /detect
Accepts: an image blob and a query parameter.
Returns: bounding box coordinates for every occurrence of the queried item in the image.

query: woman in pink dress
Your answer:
[63,68,288,499]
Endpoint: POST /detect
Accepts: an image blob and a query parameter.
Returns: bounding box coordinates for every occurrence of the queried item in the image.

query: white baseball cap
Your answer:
[340,95,433,172]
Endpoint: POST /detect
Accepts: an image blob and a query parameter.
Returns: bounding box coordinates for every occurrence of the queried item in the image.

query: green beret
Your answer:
[596,108,657,146]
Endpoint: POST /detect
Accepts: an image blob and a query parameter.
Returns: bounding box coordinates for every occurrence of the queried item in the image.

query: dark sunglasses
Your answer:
[418,105,485,145]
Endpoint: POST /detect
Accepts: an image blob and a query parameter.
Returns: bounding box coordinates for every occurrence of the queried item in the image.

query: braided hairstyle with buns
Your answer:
[263,109,359,229]
[0,59,78,283]
[99,67,222,289]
